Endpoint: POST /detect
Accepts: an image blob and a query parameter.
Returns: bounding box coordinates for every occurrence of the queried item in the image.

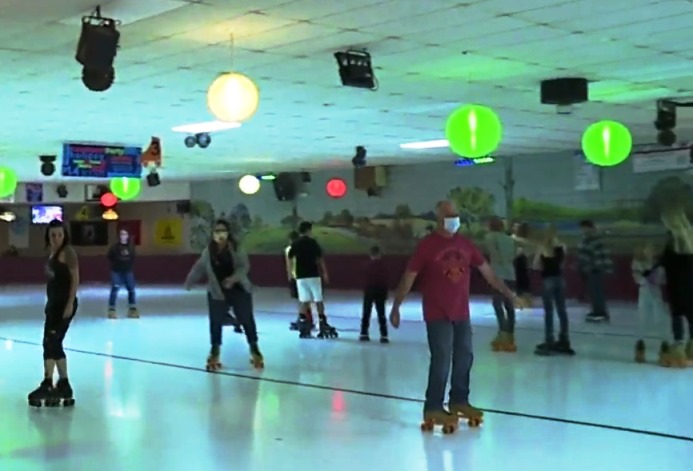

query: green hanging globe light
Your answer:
[445,104,503,158]
[581,120,632,167]
[0,166,18,199]
[109,177,141,201]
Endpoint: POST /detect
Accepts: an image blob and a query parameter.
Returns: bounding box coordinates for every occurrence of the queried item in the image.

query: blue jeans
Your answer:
[207,289,258,348]
[108,271,136,308]
[587,272,608,316]
[424,319,474,412]
[541,276,569,342]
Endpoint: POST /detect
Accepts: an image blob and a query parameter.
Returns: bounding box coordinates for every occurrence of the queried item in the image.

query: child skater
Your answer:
[631,243,667,363]
[184,219,263,371]
[360,245,389,343]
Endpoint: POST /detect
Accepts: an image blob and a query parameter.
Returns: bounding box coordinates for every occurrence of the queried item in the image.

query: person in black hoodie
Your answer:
[107,229,138,319]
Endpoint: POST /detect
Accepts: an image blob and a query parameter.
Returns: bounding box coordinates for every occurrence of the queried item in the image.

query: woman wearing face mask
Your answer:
[28,219,79,407]
[106,229,138,319]
[184,220,263,371]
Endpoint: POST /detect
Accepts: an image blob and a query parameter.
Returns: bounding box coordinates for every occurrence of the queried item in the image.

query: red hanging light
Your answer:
[325,178,347,199]
[100,192,117,208]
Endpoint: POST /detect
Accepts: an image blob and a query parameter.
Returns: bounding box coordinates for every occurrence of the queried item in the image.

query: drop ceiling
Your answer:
[0,0,692,180]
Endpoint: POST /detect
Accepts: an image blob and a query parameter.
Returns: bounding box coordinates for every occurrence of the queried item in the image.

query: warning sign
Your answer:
[153,218,182,247]
[75,206,90,221]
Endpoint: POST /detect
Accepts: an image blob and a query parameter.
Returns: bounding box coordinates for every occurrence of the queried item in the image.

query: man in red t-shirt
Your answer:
[390,200,526,428]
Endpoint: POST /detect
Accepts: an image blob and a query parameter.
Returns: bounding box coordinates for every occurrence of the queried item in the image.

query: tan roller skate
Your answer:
[669,343,688,368]
[420,410,459,434]
[107,308,117,319]
[127,307,139,319]
[497,332,517,352]
[206,346,222,372]
[449,403,484,427]
[685,340,693,363]
[249,344,264,369]
[490,333,503,351]
[634,340,646,363]
[206,355,222,372]
[658,341,672,367]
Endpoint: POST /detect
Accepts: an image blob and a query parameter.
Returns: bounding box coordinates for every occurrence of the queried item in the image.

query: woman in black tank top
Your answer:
[28,219,79,407]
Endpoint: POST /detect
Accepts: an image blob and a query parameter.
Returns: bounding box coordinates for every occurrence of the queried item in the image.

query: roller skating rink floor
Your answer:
[0,285,691,471]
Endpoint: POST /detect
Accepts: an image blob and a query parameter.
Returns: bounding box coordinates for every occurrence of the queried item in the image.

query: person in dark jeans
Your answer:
[184,219,263,371]
[533,225,574,356]
[28,219,79,407]
[360,245,389,343]
[389,200,524,430]
[107,229,138,319]
[577,220,612,322]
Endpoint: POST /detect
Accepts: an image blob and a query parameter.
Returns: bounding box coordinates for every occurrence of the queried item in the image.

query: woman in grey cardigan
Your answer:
[184,220,264,371]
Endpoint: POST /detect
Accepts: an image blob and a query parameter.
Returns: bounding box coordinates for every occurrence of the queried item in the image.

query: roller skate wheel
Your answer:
[468,418,482,427]
[420,421,434,432]
[28,400,42,408]
[442,424,456,434]
[63,399,75,407]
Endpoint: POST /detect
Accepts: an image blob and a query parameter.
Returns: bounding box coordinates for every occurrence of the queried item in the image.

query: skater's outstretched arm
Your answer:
[184,249,208,289]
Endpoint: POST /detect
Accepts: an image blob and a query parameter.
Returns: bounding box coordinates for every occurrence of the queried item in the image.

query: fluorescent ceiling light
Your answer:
[400,139,449,150]
[171,121,241,134]
[58,0,189,26]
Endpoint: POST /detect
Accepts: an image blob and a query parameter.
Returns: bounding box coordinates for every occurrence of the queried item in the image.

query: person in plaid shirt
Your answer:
[577,220,613,322]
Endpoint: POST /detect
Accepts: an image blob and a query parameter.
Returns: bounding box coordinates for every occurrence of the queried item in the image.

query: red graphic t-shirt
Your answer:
[407,232,486,322]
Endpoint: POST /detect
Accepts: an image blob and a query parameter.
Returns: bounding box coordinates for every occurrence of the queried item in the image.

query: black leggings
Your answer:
[672,312,693,342]
[43,301,77,360]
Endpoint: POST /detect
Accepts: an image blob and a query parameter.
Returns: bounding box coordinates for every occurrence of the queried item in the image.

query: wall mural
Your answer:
[189,174,692,256]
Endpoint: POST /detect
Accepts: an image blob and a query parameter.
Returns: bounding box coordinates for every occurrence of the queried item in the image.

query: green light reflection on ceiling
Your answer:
[399,55,534,81]
[589,81,678,103]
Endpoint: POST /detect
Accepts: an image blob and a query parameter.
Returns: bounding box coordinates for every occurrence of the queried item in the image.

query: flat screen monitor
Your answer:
[31,205,63,224]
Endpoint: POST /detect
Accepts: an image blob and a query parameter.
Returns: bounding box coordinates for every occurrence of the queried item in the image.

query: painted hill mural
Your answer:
[189,175,691,255]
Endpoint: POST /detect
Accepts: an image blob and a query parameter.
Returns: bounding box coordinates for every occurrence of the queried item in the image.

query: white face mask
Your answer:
[213,232,228,243]
[443,217,461,234]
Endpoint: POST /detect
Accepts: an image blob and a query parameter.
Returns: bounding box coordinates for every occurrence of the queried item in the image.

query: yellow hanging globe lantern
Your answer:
[207,72,259,123]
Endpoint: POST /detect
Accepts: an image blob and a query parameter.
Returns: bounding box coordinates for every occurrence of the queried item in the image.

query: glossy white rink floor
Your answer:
[0,285,691,471]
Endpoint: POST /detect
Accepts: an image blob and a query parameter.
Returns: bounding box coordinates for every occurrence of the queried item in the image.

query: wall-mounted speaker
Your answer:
[273,173,296,201]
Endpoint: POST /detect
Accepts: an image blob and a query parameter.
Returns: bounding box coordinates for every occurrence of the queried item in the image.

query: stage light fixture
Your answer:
[75,6,120,92]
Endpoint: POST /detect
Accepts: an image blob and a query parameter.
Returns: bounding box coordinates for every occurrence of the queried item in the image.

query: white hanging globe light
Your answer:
[238,175,260,195]
[207,72,259,123]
